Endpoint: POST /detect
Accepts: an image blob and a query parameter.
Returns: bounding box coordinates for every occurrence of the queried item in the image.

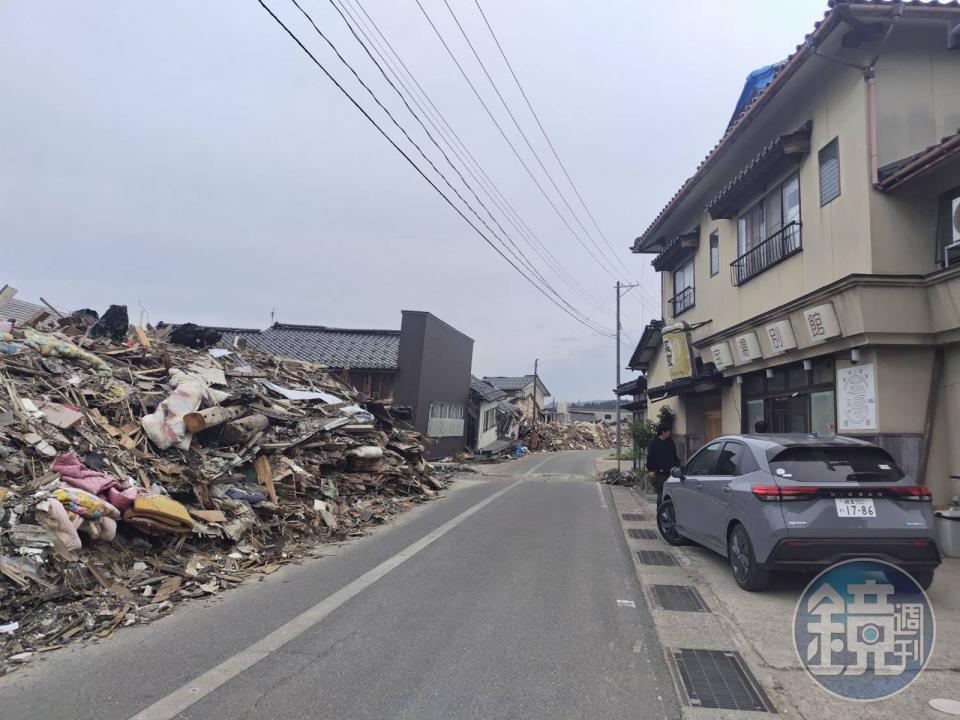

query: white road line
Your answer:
[596,481,608,509]
[616,599,636,608]
[128,480,521,720]
[523,455,553,475]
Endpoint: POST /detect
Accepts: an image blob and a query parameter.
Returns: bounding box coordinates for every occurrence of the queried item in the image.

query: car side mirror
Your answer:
[670,466,684,480]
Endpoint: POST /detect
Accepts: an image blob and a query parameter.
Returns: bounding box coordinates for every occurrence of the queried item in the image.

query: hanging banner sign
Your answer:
[766,319,798,354]
[710,342,734,370]
[803,303,842,344]
[662,323,694,381]
[733,331,763,364]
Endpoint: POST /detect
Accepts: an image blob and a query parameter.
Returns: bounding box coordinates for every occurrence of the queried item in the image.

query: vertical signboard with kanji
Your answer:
[837,363,877,431]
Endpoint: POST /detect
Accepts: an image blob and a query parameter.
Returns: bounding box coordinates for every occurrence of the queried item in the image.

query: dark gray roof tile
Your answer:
[220,323,400,370]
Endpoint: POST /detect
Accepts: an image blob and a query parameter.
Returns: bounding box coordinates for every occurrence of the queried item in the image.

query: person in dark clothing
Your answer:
[754,419,768,433]
[646,423,680,507]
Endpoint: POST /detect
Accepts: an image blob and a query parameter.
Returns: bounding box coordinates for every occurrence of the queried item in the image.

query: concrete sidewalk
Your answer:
[610,484,960,719]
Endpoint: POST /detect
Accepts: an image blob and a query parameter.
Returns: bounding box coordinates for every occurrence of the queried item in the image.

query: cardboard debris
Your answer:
[0,309,446,675]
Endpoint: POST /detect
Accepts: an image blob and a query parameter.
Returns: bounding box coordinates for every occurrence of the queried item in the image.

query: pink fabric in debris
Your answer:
[52,452,138,511]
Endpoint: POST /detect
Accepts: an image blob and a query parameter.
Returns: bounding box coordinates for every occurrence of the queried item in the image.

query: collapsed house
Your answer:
[218,311,473,459]
[0,303,445,673]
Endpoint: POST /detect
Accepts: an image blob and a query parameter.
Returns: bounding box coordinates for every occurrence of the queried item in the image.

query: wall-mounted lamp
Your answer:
[851,349,861,364]
[802,360,812,371]
[735,375,743,385]
[765,368,775,379]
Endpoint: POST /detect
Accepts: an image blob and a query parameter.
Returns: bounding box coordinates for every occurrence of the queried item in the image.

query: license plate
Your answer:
[835,498,876,517]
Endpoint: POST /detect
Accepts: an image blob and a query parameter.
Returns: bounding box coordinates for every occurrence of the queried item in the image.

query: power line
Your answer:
[412,0,628,289]
[439,0,626,281]
[255,0,614,337]
[419,0,658,320]
[290,0,610,334]
[470,0,661,314]
[328,0,606,312]
[336,0,606,309]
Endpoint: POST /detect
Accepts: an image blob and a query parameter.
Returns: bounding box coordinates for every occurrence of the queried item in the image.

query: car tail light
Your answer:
[889,486,932,502]
[751,485,819,502]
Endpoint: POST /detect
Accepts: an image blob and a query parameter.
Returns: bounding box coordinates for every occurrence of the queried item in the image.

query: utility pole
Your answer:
[532,358,539,431]
[616,282,640,473]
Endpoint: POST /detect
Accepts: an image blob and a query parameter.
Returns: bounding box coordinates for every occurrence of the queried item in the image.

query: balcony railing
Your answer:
[730,221,802,286]
[669,285,695,316]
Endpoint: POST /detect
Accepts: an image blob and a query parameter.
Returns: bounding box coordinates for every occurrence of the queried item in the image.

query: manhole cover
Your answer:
[621,513,645,522]
[627,528,657,540]
[652,584,709,612]
[636,550,678,566]
[672,649,775,712]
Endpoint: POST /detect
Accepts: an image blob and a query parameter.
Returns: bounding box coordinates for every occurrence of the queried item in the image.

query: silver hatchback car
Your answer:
[656,434,941,591]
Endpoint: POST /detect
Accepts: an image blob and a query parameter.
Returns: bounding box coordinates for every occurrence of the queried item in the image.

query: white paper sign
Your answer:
[838,363,877,431]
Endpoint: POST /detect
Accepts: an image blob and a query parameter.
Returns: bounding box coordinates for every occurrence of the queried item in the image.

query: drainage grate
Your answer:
[652,585,709,612]
[636,550,678,566]
[627,528,658,540]
[672,649,775,712]
[621,513,645,522]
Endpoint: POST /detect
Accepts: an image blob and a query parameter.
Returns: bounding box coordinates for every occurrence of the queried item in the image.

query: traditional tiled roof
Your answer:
[627,320,664,372]
[470,376,507,402]
[877,128,960,191]
[220,323,400,370]
[0,297,65,323]
[705,121,812,219]
[483,375,552,397]
[631,0,960,253]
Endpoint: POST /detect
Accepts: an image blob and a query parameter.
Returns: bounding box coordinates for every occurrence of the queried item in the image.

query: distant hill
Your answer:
[568,399,619,410]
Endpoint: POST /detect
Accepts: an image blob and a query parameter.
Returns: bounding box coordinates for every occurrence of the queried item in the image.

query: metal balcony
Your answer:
[730,221,802,286]
[669,285,695,316]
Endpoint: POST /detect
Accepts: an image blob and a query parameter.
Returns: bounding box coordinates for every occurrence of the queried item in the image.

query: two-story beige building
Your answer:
[630,0,960,504]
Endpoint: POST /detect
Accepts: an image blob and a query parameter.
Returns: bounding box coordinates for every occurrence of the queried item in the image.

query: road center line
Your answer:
[128,480,521,720]
[523,456,553,475]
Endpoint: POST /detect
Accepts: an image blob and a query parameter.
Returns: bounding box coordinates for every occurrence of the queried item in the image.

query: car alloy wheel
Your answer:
[727,523,770,591]
[657,498,687,546]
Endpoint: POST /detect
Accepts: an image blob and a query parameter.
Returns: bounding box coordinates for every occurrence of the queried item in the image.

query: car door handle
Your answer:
[721,486,732,494]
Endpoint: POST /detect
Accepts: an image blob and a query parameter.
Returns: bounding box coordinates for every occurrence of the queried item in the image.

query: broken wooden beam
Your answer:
[221,414,270,445]
[183,405,249,434]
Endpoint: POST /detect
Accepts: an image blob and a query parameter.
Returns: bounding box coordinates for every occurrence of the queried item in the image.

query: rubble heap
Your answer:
[526,421,616,452]
[0,314,442,673]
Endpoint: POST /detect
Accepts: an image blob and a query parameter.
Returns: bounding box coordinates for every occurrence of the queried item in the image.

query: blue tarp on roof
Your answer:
[728,63,783,129]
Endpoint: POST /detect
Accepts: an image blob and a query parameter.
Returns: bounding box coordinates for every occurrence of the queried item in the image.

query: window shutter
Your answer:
[818,139,840,206]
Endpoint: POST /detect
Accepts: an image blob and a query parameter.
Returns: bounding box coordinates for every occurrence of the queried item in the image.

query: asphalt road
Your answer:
[0,450,679,720]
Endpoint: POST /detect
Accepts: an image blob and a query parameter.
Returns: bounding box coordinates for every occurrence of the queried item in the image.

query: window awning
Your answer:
[646,371,725,401]
[652,227,700,272]
[615,377,646,396]
[877,128,960,192]
[706,121,812,220]
[627,321,664,372]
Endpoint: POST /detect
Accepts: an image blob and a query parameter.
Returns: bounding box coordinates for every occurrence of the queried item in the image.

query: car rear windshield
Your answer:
[767,446,905,483]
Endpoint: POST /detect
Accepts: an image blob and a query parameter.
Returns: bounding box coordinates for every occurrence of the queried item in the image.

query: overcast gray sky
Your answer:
[1,1,823,401]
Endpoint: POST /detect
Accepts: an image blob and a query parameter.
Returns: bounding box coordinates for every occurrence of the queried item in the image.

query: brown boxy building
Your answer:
[222,311,473,459]
[630,0,960,504]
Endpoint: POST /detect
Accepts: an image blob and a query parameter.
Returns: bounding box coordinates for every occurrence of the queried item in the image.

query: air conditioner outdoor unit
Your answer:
[945,196,960,268]
[953,196,960,243]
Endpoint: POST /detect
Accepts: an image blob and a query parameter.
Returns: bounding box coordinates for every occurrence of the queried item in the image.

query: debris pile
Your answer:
[526,421,616,452]
[0,312,443,673]
[600,468,637,485]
